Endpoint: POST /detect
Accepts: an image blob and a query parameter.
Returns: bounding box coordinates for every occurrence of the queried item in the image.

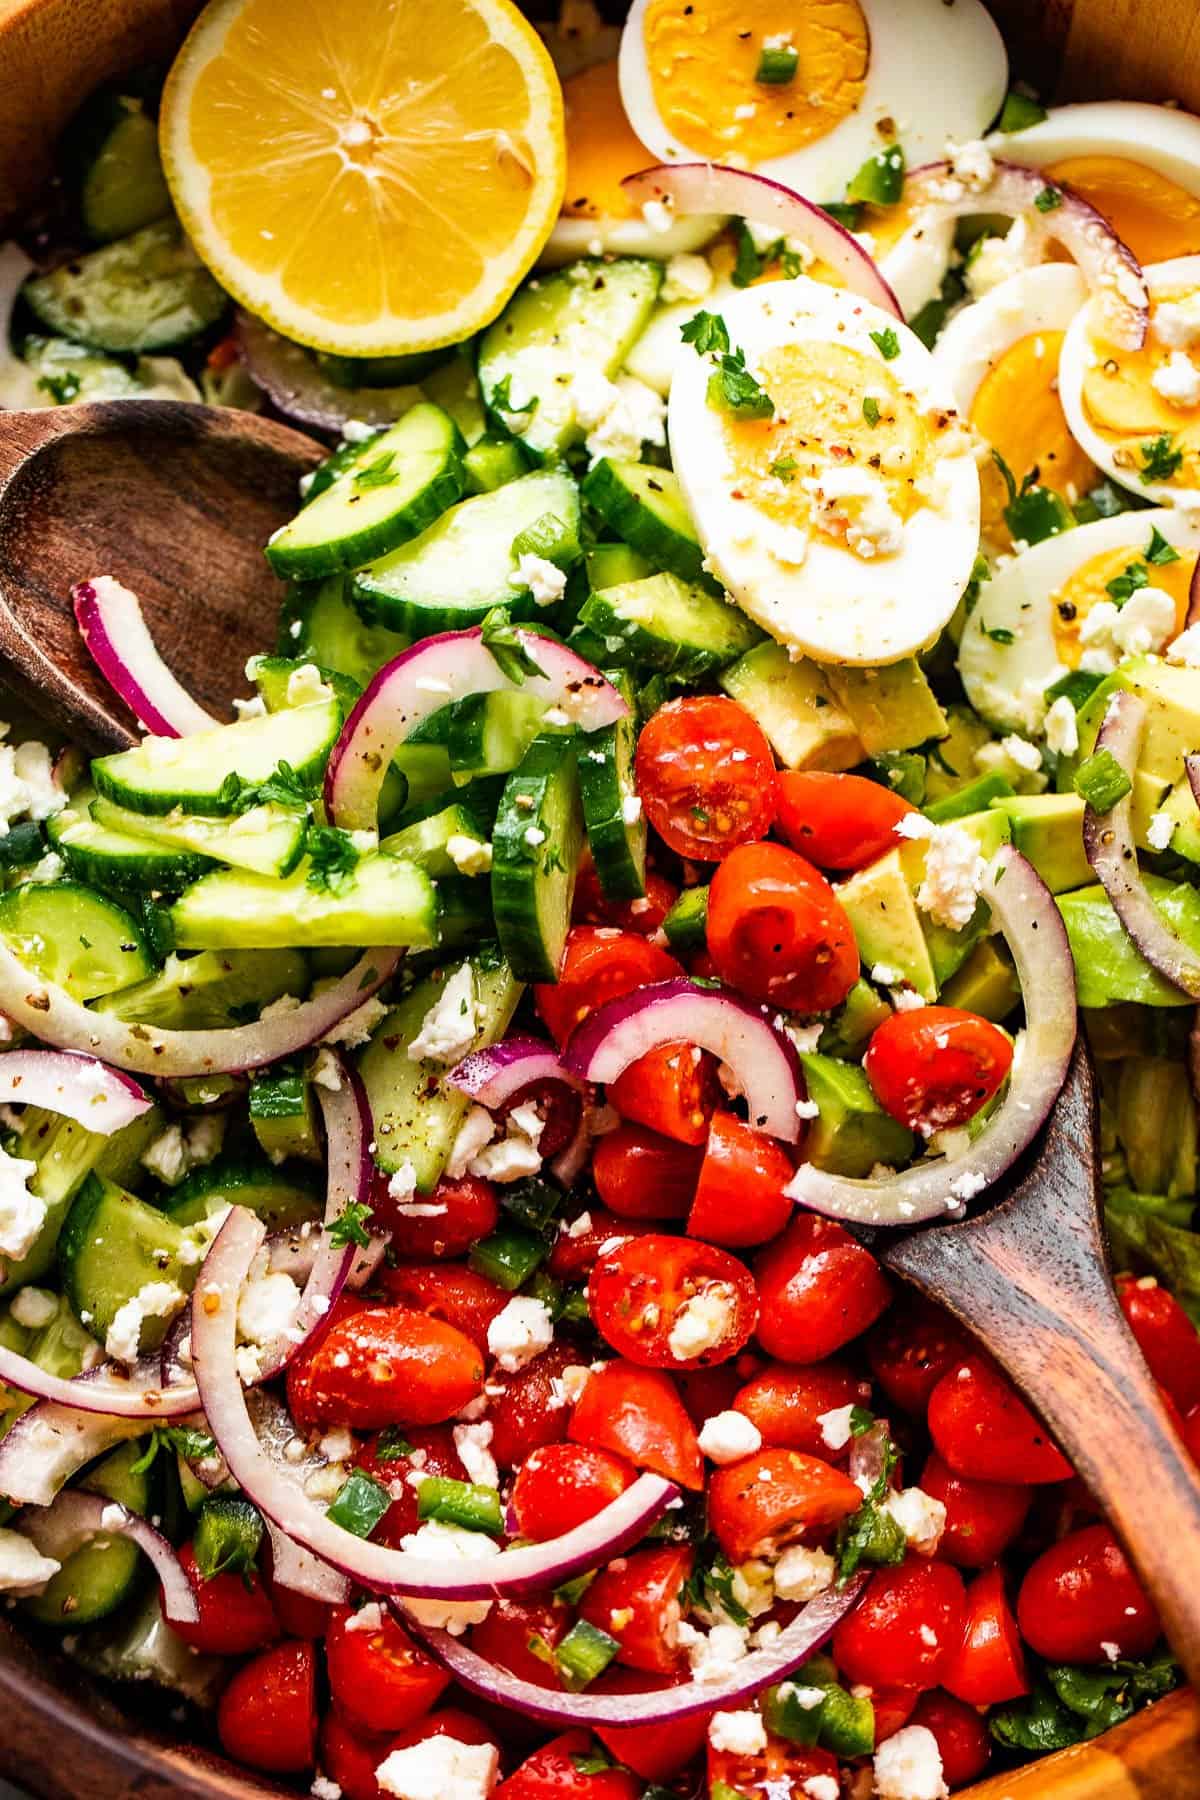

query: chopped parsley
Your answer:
[217,758,310,814]
[846,142,905,208]
[1034,185,1063,213]
[490,373,536,417]
[328,1199,375,1249]
[1146,524,1181,565]
[680,310,730,354]
[374,1427,415,1461]
[706,344,775,420]
[1105,560,1150,605]
[769,454,799,483]
[480,606,546,684]
[869,326,900,361]
[37,371,81,405]
[991,450,1073,545]
[1140,433,1183,484]
[862,396,881,427]
[305,824,362,892]
[982,623,1015,645]
[353,450,398,489]
[130,1425,217,1476]
[730,220,806,287]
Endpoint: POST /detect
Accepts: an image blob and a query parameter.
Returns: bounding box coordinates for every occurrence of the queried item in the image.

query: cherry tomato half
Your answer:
[733,1359,871,1457]
[569,1358,704,1490]
[1017,1524,1161,1664]
[688,1112,796,1248]
[319,1712,391,1800]
[593,1666,711,1781]
[940,1564,1030,1708]
[376,1261,509,1354]
[488,1342,577,1470]
[353,1423,467,1548]
[288,1304,484,1430]
[592,1123,703,1219]
[918,1452,1032,1569]
[579,1544,693,1674]
[1116,1272,1200,1414]
[864,1006,1014,1135]
[216,1640,317,1774]
[534,927,681,1046]
[635,695,776,861]
[774,770,916,872]
[927,1354,1072,1485]
[608,1040,721,1146]
[325,1604,450,1736]
[497,1729,642,1800]
[471,1593,569,1689]
[708,1738,840,1800]
[866,1294,974,1417]
[754,1213,891,1363]
[510,1442,636,1542]
[588,1233,758,1368]
[832,1560,967,1693]
[708,1448,862,1563]
[370,1171,497,1259]
[706,841,859,1013]
[166,1544,280,1657]
[909,1690,992,1789]
[574,849,679,937]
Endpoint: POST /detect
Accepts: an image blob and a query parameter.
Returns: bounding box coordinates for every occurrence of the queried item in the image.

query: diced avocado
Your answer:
[923,704,994,805]
[1058,879,1200,1007]
[720,641,863,771]
[897,809,1011,991]
[940,939,1021,1021]
[1149,772,1200,864]
[837,848,937,1001]
[818,979,893,1058]
[1122,657,1200,784]
[824,659,948,756]
[993,793,1091,894]
[799,1053,915,1177]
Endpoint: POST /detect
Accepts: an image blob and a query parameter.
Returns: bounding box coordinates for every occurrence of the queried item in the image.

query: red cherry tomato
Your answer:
[833,1560,967,1692]
[754,1213,891,1363]
[579,1544,693,1674]
[867,1295,974,1416]
[588,1233,758,1368]
[353,1423,467,1548]
[497,1730,642,1800]
[510,1441,636,1542]
[1185,1401,1200,1466]
[264,1563,331,1640]
[708,1737,840,1800]
[868,1686,921,1744]
[732,1359,871,1457]
[919,1451,1032,1569]
[569,1358,704,1490]
[635,694,776,861]
[370,1171,497,1258]
[608,1040,721,1146]
[1017,1524,1160,1663]
[708,1448,862,1564]
[319,1712,391,1800]
[774,770,916,872]
[592,1122,703,1219]
[546,1210,658,1282]
[574,850,678,936]
[325,1603,450,1735]
[386,1707,501,1756]
[489,1342,578,1469]
[706,841,859,1012]
[534,927,681,1046]
[470,1593,569,1689]
[864,1007,1014,1135]
[216,1640,317,1774]
[687,1112,796,1248]
[593,1670,711,1781]
[289,1304,484,1431]
[376,1261,509,1354]
[1116,1272,1200,1414]
[940,1564,1029,1708]
[910,1690,992,1788]
[494,1078,583,1160]
[927,1354,1072,1485]
[676,1360,755,1428]
[166,1543,279,1656]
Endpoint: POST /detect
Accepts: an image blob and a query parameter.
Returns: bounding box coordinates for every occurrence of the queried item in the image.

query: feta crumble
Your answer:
[396,1521,498,1635]
[512,552,567,606]
[803,466,905,559]
[772,1544,836,1603]
[0,1526,61,1595]
[708,1710,767,1755]
[445,834,493,876]
[487,1296,554,1372]
[895,814,987,931]
[1147,810,1176,851]
[375,1735,499,1800]
[408,964,477,1065]
[0,1149,43,1263]
[874,1724,949,1800]
[1043,694,1080,757]
[667,1284,734,1360]
[105,1280,187,1364]
[453,1420,498,1488]
[697,1410,762,1464]
[1151,350,1200,407]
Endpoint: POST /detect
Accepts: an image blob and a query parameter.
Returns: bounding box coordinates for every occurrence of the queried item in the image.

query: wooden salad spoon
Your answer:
[0,399,323,749]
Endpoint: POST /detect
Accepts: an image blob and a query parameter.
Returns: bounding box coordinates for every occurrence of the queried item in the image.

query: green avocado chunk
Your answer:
[799,1052,916,1178]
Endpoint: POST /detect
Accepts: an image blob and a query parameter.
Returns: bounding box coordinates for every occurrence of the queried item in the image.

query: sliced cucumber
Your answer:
[169,851,438,951]
[448,690,561,782]
[0,820,47,871]
[91,795,308,880]
[18,333,197,407]
[582,459,714,590]
[360,950,522,1186]
[250,655,358,717]
[278,576,409,686]
[23,1440,155,1627]
[477,258,661,458]
[463,433,531,494]
[249,1068,322,1165]
[58,1175,194,1350]
[422,351,488,445]
[22,221,226,353]
[265,404,466,580]
[92,699,340,817]
[586,543,654,591]
[66,87,171,244]
[91,948,309,1030]
[164,1158,320,1230]
[492,733,583,982]
[577,669,645,901]
[382,800,493,878]
[0,881,153,1002]
[436,876,494,948]
[48,793,213,893]
[70,1587,225,1706]
[353,468,582,635]
[576,572,761,680]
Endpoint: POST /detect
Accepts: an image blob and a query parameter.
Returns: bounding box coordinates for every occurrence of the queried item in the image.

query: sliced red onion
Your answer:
[0,945,401,1078]
[72,577,219,738]
[787,848,1076,1225]
[325,631,628,833]
[549,1103,596,1188]
[0,1349,198,1421]
[193,1206,677,1596]
[1085,692,1200,996]
[449,1037,587,1109]
[904,160,1148,350]
[16,1489,199,1625]
[621,164,902,320]
[406,1575,867,1726]
[266,1520,351,1607]
[235,312,423,433]
[0,1049,151,1132]
[848,1418,891,1496]
[564,978,805,1143]
[0,1402,149,1506]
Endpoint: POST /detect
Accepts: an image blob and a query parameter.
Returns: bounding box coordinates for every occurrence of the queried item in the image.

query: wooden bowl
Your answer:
[1,0,1200,1793]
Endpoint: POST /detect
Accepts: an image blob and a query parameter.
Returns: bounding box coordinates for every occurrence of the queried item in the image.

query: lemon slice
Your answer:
[160,0,566,354]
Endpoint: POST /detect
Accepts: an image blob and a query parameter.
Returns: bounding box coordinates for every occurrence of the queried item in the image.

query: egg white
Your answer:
[985,102,1200,198]
[668,278,980,666]
[542,210,723,266]
[932,262,1087,416]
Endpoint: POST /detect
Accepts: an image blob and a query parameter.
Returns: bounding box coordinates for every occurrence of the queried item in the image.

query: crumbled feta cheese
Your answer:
[772,1544,836,1603]
[311,1777,342,1800]
[105,1281,187,1364]
[947,137,994,190]
[468,1102,544,1183]
[698,1410,762,1464]
[397,1520,499,1634]
[661,252,715,305]
[487,1296,555,1373]
[1151,350,1200,407]
[311,1047,344,1091]
[803,466,904,559]
[386,1161,419,1203]
[562,1211,593,1239]
[340,419,379,444]
[895,814,987,931]
[640,199,674,234]
[708,1710,766,1755]
[1147,810,1176,851]
[238,1270,302,1347]
[9,1285,57,1329]
[140,1115,224,1188]
[0,1149,43,1263]
[445,1105,497,1180]
[1167,623,1200,665]
[621,794,643,825]
[0,1526,60,1595]
[376,1736,499,1800]
[11,741,66,824]
[873,1724,949,1800]
[882,1486,947,1557]
[523,824,547,849]
[319,1426,356,1465]
[1043,694,1079,757]
[974,733,1047,794]
[445,834,493,876]
[408,963,477,1065]
[802,1777,839,1800]
[964,215,1041,300]
[285,664,335,707]
[512,552,567,606]
[344,1601,385,1634]
[1153,294,1200,349]
[730,1559,775,1619]
[677,1618,750,1682]
[232,693,267,720]
[1114,587,1177,657]
[817,1404,857,1451]
[453,1420,498,1488]
[584,374,667,465]
[667,1284,734,1361]
[322,996,389,1050]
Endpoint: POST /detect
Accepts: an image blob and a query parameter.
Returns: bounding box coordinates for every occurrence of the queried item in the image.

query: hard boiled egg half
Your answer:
[619,0,1007,203]
[669,278,980,664]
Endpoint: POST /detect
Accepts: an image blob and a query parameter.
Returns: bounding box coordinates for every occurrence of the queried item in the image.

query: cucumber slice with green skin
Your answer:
[249,1069,322,1166]
[582,459,717,592]
[23,1440,156,1627]
[164,1158,320,1230]
[18,334,194,407]
[22,221,226,353]
[662,884,708,954]
[577,572,762,681]
[477,258,662,459]
[58,1174,196,1349]
[250,655,357,717]
[92,699,341,818]
[48,793,215,892]
[91,947,309,1030]
[265,404,466,580]
[382,801,493,878]
[353,468,583,636]
[422,352,488,446]
[492,733,583,983]
[0,820,47,870]
[436,877,494,948]
[463,433,531,495]
[71,1587,225,1707]
[586,543,654,591]
[90,795,309,881]
[65,88,172,244]
[0,881,153,1002]
[169,851,439,951]
[577,667,645,902]
[448,690,564,782]
[278,576,409,686]
[360,950,522,1186]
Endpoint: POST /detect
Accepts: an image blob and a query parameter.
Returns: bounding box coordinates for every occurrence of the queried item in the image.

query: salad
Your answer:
[1,1,1200,1798]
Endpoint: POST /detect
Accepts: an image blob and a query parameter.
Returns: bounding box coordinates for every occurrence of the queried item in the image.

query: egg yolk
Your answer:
[1044,156,1200,264]
[969,330,1097,544]
[1049,541,1195,668]
[642,0,868,167]
[1081,287,1200,488]
[561,61,649,219]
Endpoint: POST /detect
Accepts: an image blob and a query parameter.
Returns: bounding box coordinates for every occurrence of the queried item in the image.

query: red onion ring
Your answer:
[1085,691,1200,996]
[192,1206,678,1597]
[0,1049,150,1132]
[563,977,806,1143]
[72,577,219,738]
[324,630,628,833]
[0,1349,198,1422]
[787,848,1076,1224]
[620,164,903,320]
[0,1403,150,1507]
[404,1576,867,1726]
[266,1519,350,1607]
[15,1489,199,1625]
[235,312,424,434]
[904,160,1148,350]
[449,1037,588,1109]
